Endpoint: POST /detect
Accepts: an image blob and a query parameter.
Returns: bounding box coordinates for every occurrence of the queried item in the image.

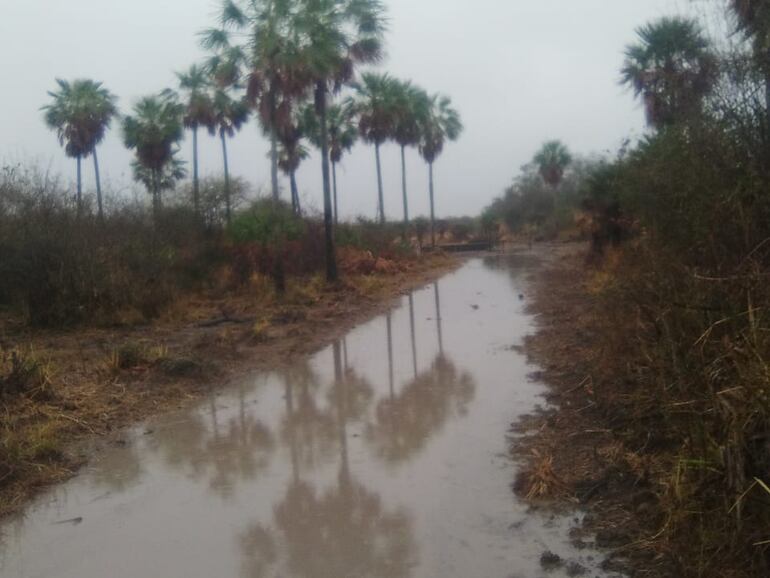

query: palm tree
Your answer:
[621,16,716,129]
[122,94,185,220]
[533,140,572,188]
[292,0,387,282]
[276,104,311,214]
[177,64,215,216]
[392,81,429,226]
[131,157,187,199]
[217,0,308,203]
[303,103,358,224]
[42,79,118,218]
[210,89,251,224]
[353,72,399,224]
[730,1,770,116]
[278,140,309,215]
[418,94,462,248]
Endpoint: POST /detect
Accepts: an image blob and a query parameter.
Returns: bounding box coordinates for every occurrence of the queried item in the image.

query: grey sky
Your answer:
[1,0,686,219]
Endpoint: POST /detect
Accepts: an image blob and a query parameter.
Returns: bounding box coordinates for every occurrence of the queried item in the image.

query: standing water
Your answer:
[0,256,616,577]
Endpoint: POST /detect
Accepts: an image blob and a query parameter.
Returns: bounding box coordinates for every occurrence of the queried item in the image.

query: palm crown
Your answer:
[42,79,117,159]
[176,64,215,131]
[122,94,185,173]
[621,16,716,128]
[533,140,572,188]
[353,72,400,145]
[419,94,462,165]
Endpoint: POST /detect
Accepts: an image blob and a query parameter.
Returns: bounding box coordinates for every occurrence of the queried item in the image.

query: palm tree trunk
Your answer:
[192,125,200,216]
[332,161,339,225]
[429,161,436,248]
[76,154,82,215]
[269,89,280,202]
[221,131,232,225]
[401,144,409,226]
[93,148,103,220]
[375,142,385,224]
[290,169,300,215]
[151,168,160,223]
[317,81,338,282]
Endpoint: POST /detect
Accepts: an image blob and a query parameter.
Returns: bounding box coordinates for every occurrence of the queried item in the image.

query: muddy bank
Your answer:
[0,254,457,517]
[512,244,675,576]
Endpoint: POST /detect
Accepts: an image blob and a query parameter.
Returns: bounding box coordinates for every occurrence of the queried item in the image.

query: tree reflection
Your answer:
[365,354,475,464]
[150,382,276,499]
[434,281,444,354]
[279,361,337,477]
[240,340,417,578]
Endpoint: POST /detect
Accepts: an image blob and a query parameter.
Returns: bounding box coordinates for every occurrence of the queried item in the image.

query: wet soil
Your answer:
[512,244,672,576]
[1,251,619,578]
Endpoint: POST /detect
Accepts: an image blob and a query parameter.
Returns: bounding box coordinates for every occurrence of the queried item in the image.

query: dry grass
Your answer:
[513,243,770,577]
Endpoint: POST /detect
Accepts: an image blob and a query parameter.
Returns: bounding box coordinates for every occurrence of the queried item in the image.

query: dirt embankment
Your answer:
[512,244,679,577]
[0,253,458,517]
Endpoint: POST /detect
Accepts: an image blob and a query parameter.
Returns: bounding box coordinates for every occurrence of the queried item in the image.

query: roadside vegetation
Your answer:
[491,6,770,576]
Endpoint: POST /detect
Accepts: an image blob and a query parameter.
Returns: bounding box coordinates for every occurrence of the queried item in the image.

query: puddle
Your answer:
[0,255,620,577]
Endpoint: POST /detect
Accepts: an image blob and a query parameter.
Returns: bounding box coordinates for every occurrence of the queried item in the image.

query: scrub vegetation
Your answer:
[494,6,770,577]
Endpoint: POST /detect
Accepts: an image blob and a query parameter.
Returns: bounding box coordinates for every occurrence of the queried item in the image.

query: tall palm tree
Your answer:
[392,81,429,226]
[621,16,716,129]
[533,140,572,188]
[418,94,462,248]
[42,79,118,218]
[303,103,358,224]
[210,89,251,224]
[292,0,387,282]
[353,72,399,224]
[217,0,308,203]
[122,94,185,220]
[177,64,215,216]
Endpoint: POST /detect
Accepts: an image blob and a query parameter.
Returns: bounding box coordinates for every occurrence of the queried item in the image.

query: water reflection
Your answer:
[408,293,418,379]
[240,340,417,578]
[365,355,475,464]
[280,362,337,478]
[434,282,444,354]
[150,383,276,499]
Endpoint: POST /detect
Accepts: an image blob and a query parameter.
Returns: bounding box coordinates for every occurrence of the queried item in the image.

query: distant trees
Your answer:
[122,94,185,220]
[621,16,716,128]
[533,140,572,188]
[41,0,466,276]
[42,79,118,218]
[418,94,463,247]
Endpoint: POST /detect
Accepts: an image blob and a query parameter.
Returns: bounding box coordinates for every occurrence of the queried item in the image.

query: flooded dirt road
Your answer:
[0,255,617,577]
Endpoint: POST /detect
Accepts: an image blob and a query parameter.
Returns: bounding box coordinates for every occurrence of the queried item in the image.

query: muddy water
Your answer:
[0,255,616,578]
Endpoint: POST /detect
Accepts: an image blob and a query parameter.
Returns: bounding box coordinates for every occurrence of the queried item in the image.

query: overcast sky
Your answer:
[1,0,697,219]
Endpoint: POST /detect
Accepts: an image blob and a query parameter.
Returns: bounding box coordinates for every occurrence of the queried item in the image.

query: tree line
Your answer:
[41,0,463,284]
